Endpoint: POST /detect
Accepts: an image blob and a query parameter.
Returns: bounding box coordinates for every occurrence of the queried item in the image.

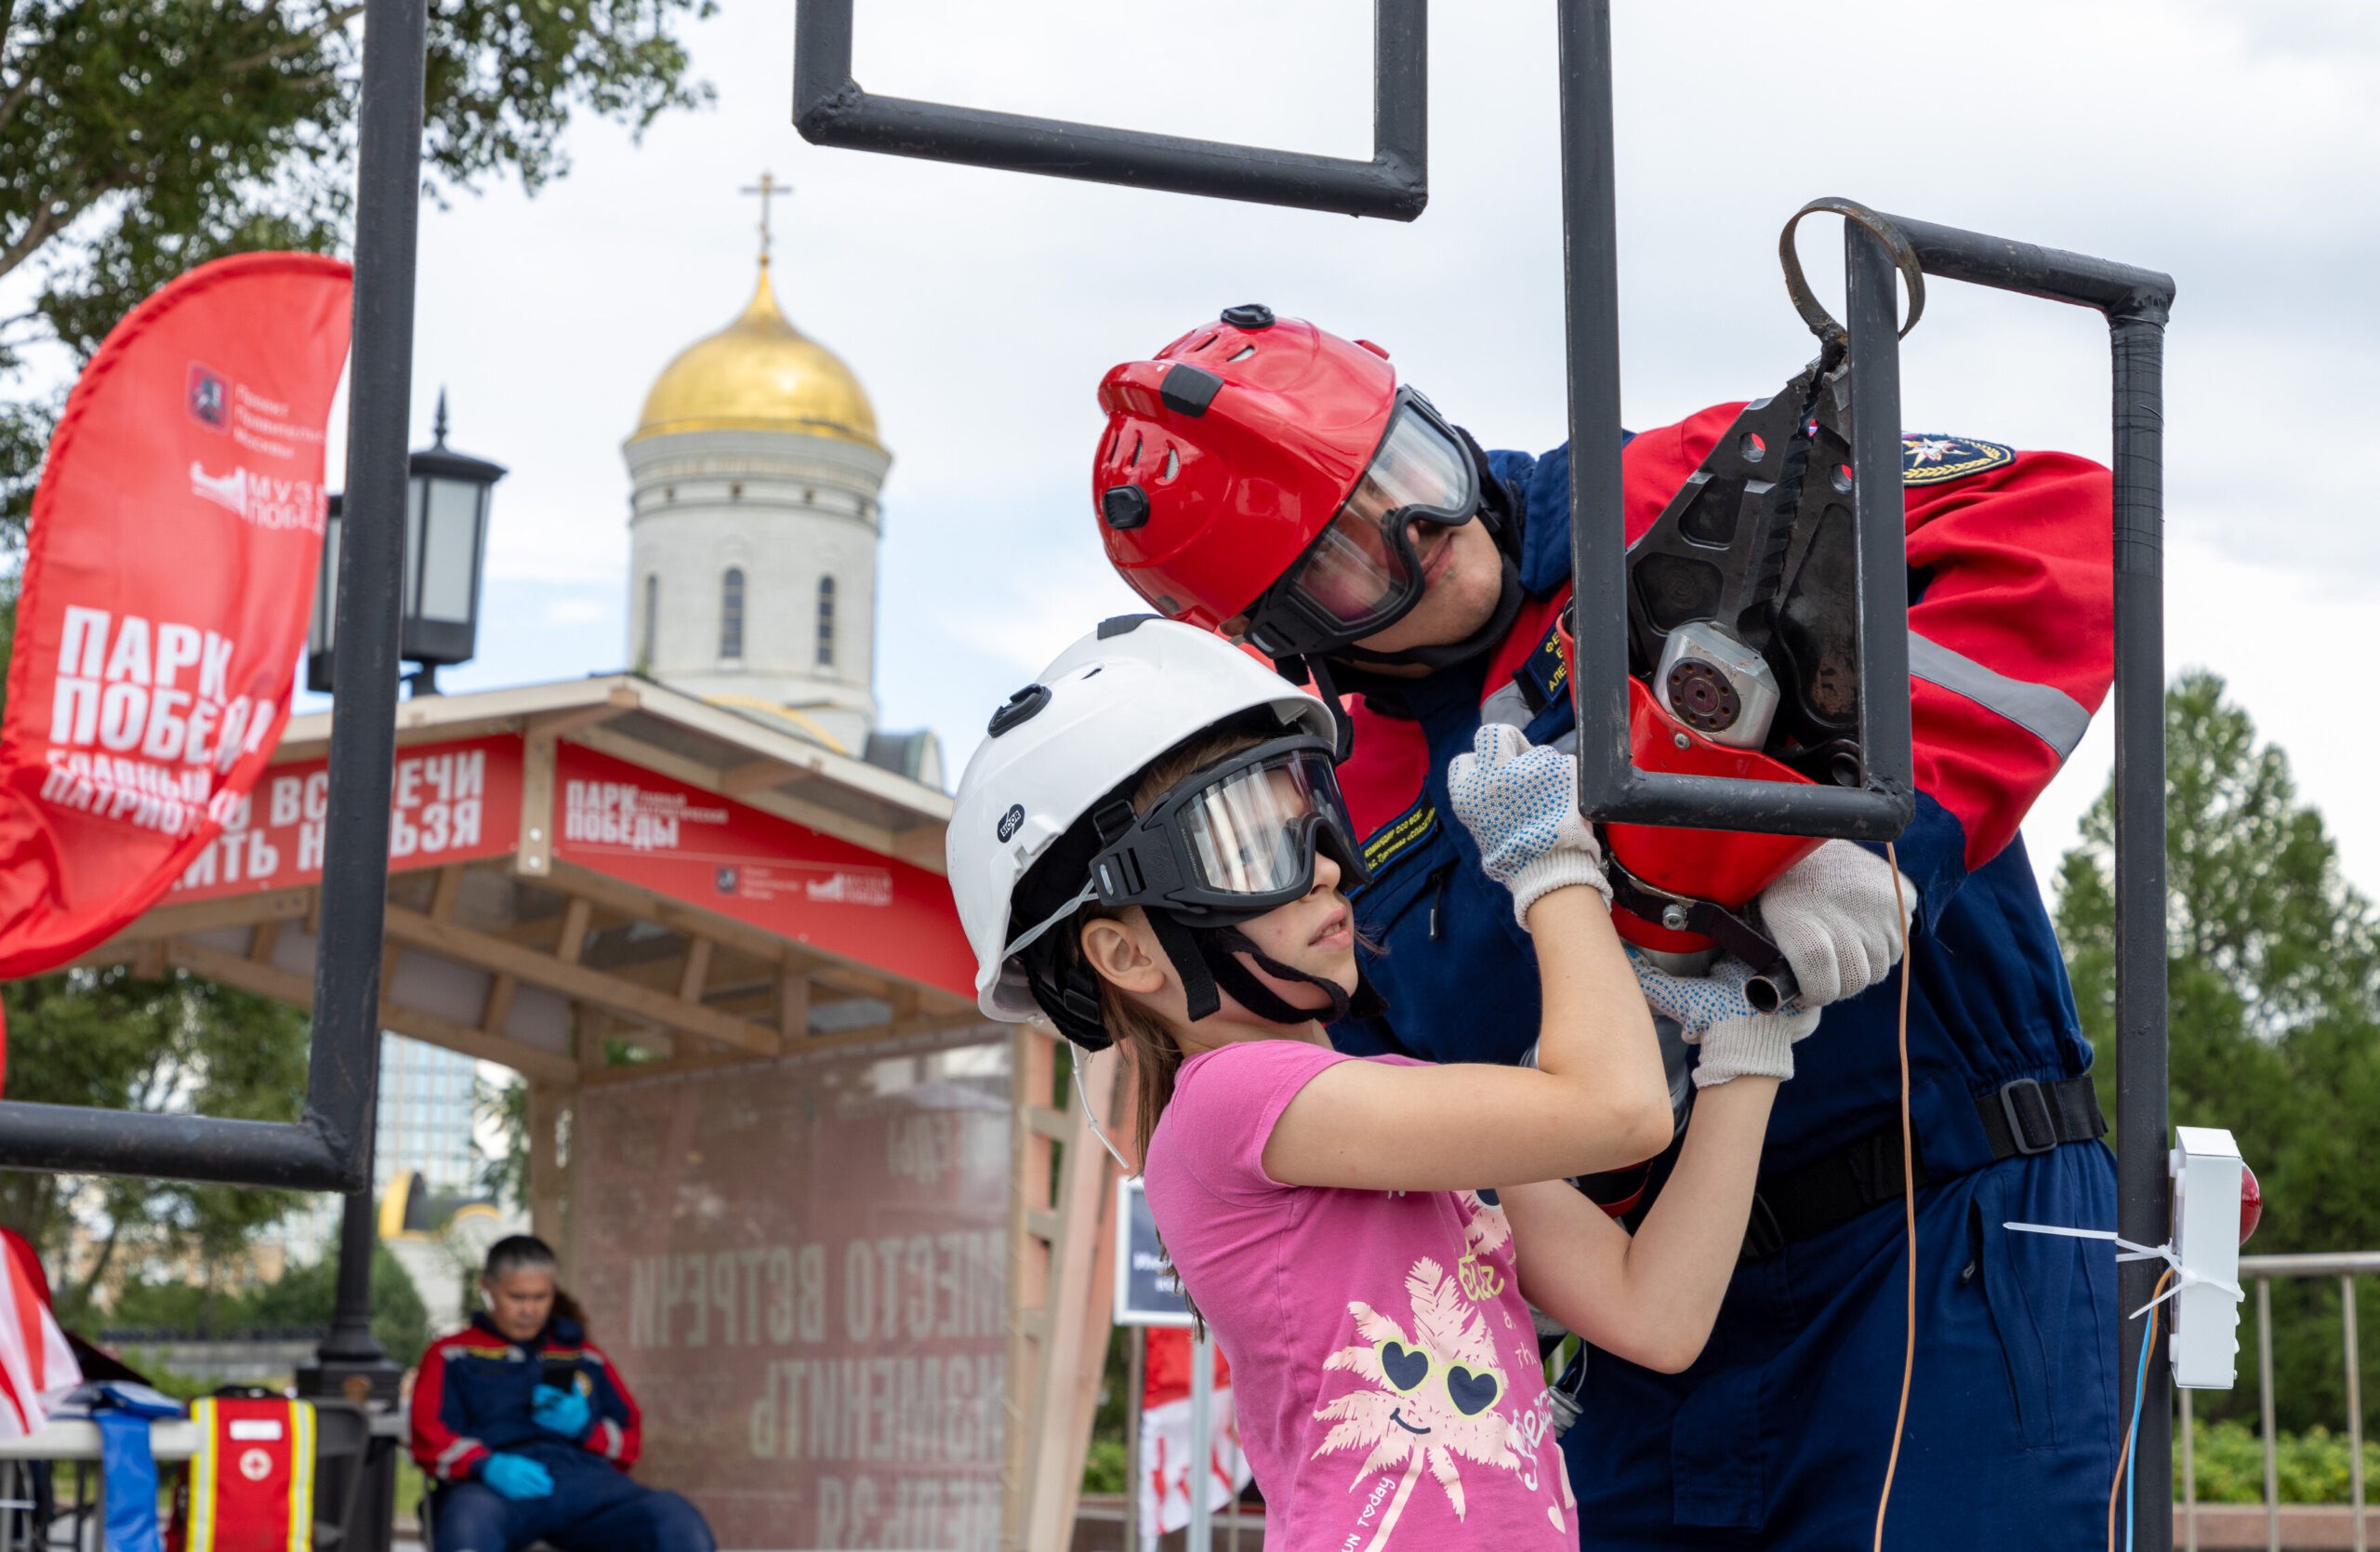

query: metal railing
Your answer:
[2180,1251,2379,1552]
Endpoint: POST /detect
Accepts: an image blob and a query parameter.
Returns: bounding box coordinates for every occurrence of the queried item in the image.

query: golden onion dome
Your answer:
[631,260,881,449]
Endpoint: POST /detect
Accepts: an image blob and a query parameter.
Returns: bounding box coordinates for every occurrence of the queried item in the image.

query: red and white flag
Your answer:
[1138,1327,1253,1539]
[0,1229,80,1438]
[0,252,351,1081]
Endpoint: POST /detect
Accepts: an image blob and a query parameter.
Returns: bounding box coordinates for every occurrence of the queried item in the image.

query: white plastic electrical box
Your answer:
[2170,1126,2246,1389]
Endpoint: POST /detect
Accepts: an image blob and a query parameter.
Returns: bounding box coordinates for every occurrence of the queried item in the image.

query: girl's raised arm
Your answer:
[1263,726,1675,1192]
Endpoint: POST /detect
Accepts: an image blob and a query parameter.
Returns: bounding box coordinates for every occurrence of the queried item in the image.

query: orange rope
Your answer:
[2109,1267,2178,1552]
[1872,843,1916,1552]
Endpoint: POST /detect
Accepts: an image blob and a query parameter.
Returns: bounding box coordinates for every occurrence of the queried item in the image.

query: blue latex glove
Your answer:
[1630,950,1820,1088]
[1444,723,1610,926]
[531,1384,591,1440]
[480,1453,554,1500]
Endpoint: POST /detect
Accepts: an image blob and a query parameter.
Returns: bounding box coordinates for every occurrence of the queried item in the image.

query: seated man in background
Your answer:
[411,1236,713,1552]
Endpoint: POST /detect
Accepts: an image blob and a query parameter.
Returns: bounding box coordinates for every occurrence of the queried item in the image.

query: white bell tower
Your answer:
[621,176,896,762]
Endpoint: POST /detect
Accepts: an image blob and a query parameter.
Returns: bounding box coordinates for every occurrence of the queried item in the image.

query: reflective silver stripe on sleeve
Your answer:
[1909,631,2092,759]
[437,1437,482,1477]
[599,1420,624,1458]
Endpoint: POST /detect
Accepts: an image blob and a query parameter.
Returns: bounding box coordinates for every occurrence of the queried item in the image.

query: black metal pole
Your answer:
[0,0,428,1195]
[1556,0,1628,786]
[297,1073,403,1407]
[1842,222,1912,811]
[2111,303,2174,1552]
[308,0,429,1191]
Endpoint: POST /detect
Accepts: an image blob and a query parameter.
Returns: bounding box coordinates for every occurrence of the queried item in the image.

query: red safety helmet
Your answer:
[1094,308,1482,657]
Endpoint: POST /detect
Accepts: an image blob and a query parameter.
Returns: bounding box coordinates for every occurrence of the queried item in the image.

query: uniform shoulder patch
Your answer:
[1902,433,2015,484]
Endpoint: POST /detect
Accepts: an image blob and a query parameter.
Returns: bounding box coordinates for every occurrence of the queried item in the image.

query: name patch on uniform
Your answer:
[1361,799,1438,877]
[1902,434,2014,484]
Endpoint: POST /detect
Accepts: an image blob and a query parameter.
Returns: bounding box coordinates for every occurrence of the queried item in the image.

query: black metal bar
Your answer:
[1568,104,1914,841]
[1557,0,1631,828]
[0,0,428,1194]
[2110,304,2174,1552]
[792,0,1428,219]
[305,0,428,1191]
[1857,207,2176,1551]
[1843,220,1915,832]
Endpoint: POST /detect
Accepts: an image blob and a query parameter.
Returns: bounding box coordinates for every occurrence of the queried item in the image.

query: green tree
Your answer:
[0,967,311,1324]
[2056,670,2380,1430]
[246,1238,431,1369]
[2,0,716,535]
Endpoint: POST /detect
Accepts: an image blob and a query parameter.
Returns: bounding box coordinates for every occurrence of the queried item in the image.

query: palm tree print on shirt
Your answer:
[1312,1253,1541,1550]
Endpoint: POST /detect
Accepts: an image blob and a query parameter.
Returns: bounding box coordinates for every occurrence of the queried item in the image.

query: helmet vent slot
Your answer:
[1129,432,1144,467]
[1192,332,1219,354]
[1159,447,1181,484]
[1228,344,1256,363]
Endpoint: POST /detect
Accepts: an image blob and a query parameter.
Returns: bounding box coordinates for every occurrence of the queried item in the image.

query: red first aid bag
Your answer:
[174,1396,316,1552]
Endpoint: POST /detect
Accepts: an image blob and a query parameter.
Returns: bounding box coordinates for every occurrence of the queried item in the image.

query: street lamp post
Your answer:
[310,390,506,696]
[298,393,502,1427]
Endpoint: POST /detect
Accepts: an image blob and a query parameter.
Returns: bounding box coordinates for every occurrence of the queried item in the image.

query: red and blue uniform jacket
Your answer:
[1333,403,2113,1178]
[409,1314,642,1483]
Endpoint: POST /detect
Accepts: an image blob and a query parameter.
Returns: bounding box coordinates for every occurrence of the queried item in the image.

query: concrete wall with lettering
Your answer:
[575,1029,1012,1552]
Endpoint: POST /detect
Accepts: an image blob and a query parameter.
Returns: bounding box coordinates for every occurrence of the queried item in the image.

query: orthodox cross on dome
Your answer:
[740,171,787,266]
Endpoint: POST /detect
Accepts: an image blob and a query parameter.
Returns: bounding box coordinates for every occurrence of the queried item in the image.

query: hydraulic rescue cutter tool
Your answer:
[1571,229,1917,1012]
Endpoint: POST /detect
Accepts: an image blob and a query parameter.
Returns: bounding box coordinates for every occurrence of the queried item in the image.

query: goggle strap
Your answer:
[1000,882,1098,963]
[1147,909,1223,1023]
[1303,657,1355,763]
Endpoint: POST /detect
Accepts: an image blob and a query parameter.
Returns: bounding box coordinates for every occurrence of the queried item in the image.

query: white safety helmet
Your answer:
[948,615,1359,1047]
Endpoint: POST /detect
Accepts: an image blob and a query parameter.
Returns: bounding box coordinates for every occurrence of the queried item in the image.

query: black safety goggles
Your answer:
[1087,735,1370,922]
[1243,391,1481,659]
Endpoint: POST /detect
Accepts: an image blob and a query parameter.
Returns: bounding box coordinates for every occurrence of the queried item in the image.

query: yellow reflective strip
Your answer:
[286,1402,315,1552]
[189,1399,218,1552]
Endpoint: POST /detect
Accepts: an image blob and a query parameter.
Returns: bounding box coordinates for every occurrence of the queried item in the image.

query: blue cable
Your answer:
[2122,1299,2159,1552]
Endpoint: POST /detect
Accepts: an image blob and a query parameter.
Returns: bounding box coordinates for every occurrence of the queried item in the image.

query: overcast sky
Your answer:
[33,1,2380,902]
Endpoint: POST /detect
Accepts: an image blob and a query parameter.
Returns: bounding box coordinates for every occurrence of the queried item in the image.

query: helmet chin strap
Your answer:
[1144,909,1383,1028]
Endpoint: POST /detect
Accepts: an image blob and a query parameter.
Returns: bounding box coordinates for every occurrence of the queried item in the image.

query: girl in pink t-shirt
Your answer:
[951,620,1853,1552]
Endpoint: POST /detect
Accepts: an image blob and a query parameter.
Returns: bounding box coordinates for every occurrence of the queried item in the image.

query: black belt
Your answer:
[1739,1075,2107,1261]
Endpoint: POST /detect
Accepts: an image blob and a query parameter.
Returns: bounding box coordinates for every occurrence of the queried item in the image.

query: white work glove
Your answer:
[1631,952,1821,1088]
[1756,840,1918,1008]
[1446,723,1612,928]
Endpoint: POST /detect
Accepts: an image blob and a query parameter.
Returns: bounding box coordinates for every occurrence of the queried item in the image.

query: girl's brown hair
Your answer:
[1048,723,1276,1170]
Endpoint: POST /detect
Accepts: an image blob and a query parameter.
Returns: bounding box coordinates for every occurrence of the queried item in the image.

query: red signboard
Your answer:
[552,744,972,996]
[170,735,522,903]
[0,253,351,1002]
[575,1034,1011,1551]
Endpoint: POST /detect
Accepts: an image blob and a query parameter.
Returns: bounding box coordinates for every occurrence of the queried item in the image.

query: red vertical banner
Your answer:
[0,254,353,1020]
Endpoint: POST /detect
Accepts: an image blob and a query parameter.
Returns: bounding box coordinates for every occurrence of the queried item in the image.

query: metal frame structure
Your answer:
[0,0,429,1193]
[791,2,2183,1545]
[791,0,1427,219]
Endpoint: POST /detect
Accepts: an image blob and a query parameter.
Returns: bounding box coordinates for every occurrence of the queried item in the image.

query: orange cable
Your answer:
[1872,843,1916,1552]
[2108,1267,2178,1552]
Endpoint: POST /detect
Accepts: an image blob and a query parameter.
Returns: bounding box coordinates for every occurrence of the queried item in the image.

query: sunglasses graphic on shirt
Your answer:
[1371,1339,1506,1417]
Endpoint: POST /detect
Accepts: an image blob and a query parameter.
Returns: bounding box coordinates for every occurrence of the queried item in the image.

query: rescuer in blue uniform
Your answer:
[1088,310,2122,1547]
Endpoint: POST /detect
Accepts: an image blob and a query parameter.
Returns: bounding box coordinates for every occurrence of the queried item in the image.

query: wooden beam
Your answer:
[481,973,517,1038]
[719,759,803,797]
[247,920,281,964]
[677,938,713,1004]
[778,969,810,1045]
[554,896,592,966]
[86,886,315,949]
[514,699,632,881]
[429,864,466,922]
[165,936,577,1083]
[131,939,167,979]
[527,1082,563,1245]
[379,904,777,1055]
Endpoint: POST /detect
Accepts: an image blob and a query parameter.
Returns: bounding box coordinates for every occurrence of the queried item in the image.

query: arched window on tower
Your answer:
[641,575,658,668]
[815,576,838,670]
[721,567,746,661]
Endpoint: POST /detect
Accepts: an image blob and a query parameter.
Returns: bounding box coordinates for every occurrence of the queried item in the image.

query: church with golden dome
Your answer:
[622,180,940,785]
